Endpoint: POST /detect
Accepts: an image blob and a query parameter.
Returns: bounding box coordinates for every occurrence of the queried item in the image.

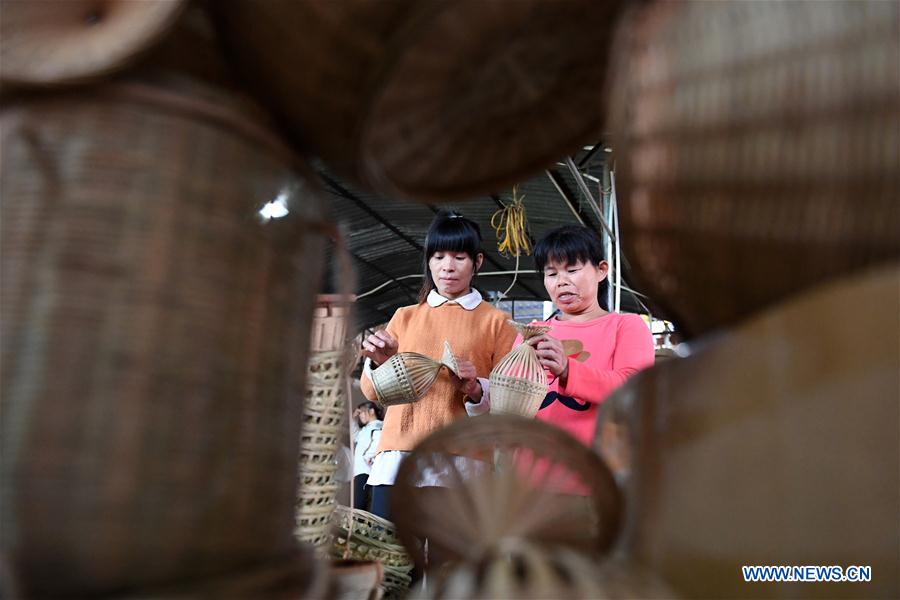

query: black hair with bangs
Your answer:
[534,225,609,309]
[418,210,483,303]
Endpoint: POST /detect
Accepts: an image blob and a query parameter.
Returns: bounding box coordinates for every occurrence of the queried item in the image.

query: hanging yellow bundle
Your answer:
[489,321,551,418]
[371,340,459,407]
[491,185,532,258]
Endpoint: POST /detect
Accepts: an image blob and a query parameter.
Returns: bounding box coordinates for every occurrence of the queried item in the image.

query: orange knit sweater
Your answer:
[360,300,516,452]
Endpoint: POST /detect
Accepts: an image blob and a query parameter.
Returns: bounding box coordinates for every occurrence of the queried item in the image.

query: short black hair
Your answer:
[534,225,605,272]
[357,400,384,421]
[418,210,483,302]
[534,225,609,310]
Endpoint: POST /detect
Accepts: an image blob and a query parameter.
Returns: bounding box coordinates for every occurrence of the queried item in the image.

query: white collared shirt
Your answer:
[426,288,483,310]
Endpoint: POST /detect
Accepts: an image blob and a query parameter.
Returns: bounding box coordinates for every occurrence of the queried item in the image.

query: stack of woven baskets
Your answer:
[295,295,355,549]
[331,505,414,599]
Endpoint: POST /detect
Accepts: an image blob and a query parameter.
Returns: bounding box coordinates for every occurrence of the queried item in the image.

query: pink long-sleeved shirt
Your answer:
[521,312,655,447]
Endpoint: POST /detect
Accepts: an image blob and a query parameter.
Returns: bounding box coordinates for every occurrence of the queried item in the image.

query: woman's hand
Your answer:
[361,329,398,366]
[453,357,483,401]
[526,334,569,379]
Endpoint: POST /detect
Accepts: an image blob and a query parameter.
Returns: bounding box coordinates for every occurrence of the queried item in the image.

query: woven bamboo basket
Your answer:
[331,505,414,595]
[213,0,628,202]
[0,0,186,86]
[381,565,413,600]
[296,483,342,550]
[295,295,356,549]
[598,265,900,598]
[607,0,900,337]
[411,541,672,600]
[0,3,334,594]
[130,547,332,599]
[0,75,329,595]
[392,415,621,569]
[332,505,404,548]
[489,322,551,418]
[371,340,457,407]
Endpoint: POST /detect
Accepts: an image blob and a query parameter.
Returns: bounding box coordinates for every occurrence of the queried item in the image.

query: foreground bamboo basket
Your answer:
[296,295,356,550]
[489,322,551,418]
[0,0,186,86]
[392,415,621,569]
[213,0,628,202]
[0,4,335,595]
[0,82,329,595]
[608,0,900,336]
[597,265,900,598]
[411,542,673,600]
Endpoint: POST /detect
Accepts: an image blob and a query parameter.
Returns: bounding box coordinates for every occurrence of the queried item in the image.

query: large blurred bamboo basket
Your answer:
[296,295,356,549]
[596,265,900,598]
[0,7,332,597]
[607,0,900,337]
[213,0,627,203]
[0,0,186,87]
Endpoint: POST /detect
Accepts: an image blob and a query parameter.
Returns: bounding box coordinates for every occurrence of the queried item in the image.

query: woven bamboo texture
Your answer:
[330,506,414,598]
[597,265,900,598]
[489,322,550,418]
[0,0,186,86]
[213,0,628,203]
[0,77,328,595]
[608,0,900,337]
[129,547,331,599]
[296,295,355,550]
[392,415,620,569]
[410,541,672,600]
[371,340,457,408]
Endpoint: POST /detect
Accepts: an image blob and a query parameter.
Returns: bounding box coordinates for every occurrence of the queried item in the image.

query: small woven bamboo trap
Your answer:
[296,295,355,550]
[330,506,414,599]
[371,340,458,407]
[489,321,551,418]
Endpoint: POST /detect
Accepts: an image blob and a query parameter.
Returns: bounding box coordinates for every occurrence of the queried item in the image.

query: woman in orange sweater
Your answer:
[359,211,516,519]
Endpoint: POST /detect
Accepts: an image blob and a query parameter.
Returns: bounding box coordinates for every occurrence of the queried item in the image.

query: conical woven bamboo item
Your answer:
[213,0,628,203]
[607,0,900,337]
[0,0,186,86]
[371,340,458,407]
[489,321,551,418]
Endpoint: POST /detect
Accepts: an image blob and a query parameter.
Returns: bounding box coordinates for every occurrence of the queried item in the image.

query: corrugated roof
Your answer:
[314,145,649,331]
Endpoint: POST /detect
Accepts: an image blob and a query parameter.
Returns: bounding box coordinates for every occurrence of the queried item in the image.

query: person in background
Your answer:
[351,401,384,511]
[467,225,654,450]
[359,210,517,520]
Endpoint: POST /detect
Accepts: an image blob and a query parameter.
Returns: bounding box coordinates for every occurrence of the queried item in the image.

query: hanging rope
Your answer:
[491,185,532,258]
[491,186,533,304]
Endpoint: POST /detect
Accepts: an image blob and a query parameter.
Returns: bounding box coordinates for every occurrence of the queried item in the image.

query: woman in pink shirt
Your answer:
[526,225,654,448]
